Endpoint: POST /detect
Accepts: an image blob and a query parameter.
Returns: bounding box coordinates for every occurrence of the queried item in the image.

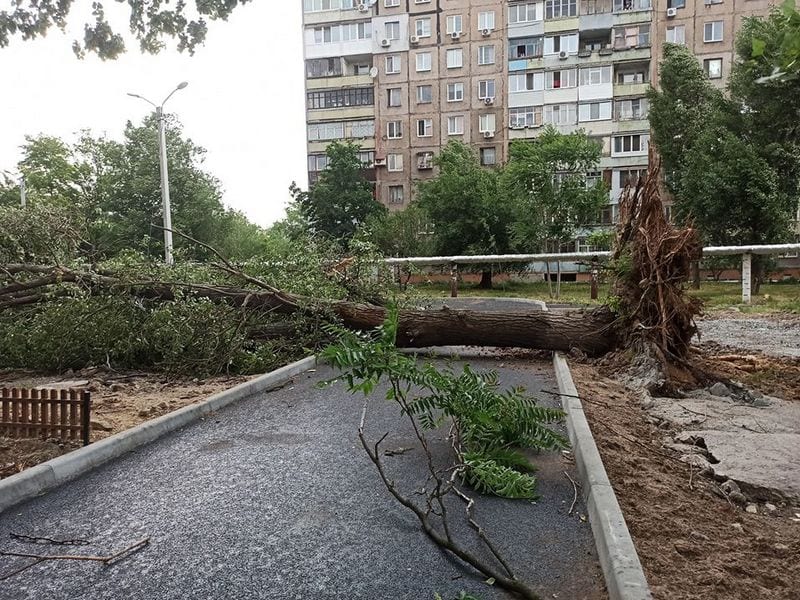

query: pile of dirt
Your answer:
[0,368,254,479]
[571,363,800,600]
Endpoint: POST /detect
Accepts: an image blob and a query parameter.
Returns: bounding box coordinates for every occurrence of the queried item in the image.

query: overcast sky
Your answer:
[1,1,307,227]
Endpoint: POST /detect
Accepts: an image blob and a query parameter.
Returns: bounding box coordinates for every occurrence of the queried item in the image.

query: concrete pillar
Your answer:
[742,253,752,304]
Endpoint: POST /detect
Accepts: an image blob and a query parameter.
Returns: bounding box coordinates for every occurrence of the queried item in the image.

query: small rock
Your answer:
[709,382,732,397]
[90,419,113,432]
[774,543,790,555]
[689,530,710,542]
[729,491,748,506]
[764,503,777,513]
[745,504,758,514]
[731,523,744,532]
[137,409,149,418]
[110,383,125,392]
[159,402,168,409]
[720,479,741,496]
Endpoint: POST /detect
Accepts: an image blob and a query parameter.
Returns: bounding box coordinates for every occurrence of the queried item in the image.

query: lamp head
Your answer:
[177,81,189,90]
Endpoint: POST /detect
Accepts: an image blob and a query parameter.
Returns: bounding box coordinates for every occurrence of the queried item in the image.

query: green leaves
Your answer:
[324,311,567,499]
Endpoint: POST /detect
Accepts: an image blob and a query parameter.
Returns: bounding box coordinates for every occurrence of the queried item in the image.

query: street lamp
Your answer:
[127,81,189,265]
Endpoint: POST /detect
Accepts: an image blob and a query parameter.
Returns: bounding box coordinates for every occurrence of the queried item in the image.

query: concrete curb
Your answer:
[0,356,317,515]
[553,352,652,600]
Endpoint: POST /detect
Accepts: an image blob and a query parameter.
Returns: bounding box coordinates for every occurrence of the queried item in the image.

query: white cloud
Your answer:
[0,1,307,226]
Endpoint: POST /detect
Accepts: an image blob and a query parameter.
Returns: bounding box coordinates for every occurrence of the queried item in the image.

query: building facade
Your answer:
[301,0,771,231]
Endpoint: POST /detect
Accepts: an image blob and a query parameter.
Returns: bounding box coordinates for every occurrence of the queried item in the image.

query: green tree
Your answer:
[0,0,248,59]
[362,203,435,258]
[290,141,386,247]
[416,141,513,288]
[501,127,608,253]
[748,0,800,79]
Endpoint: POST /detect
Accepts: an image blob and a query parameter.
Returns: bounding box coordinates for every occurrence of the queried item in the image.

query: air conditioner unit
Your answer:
[666,7,677,17]
[558,50,568,59]
[380,38,391,47]
[510,123,525,130]
[484,96,495,105]
[481,28,492,37]
[374,157,387,166]
[409,35,420,45]
[450,31,461,40]
[483,131,495,139]
[357,2,369,12]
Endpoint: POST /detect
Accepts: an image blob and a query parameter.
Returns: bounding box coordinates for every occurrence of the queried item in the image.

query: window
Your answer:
[667,0,685,7]
[613,24,649,49]
[579,66,611,86]
[446,15,463,34]
[414,0,430,3]
[508,3,541,24]
[303,0,356,12]
[386,55,401,74]
[353,63,370,75]
[447,115,465,135]
[578,101,612,121]
[388,185,404,204]
[308,154,329,172]
[666,25,685,45]
[312,22,372,44]
[306,58,343,78]
[307,87,374,109]
[479,114,496,133]
[704,21,723,43]
[387,88,402,107]
[612,134,649,154]
[616,168,647,188]
[616,66,649,84]
[417,85,433,103]
[447,82,464,101]
[385,21,400,40]
[509,106,542,128]
[585,172,601,189]
[447,48,463,68]
[545,0,577,19]
[417,118,433,137]
[544,104,577,125]
[478,79,496,99]
[544,33,579,54]
[387,153,404,172]
[478,45,495,65]
[511,37,544,58]
[615,97,649,119]
[415,52,432,72]
[509,71,544,92]
[480,147,497,166]
[415,18,432,37]
[546,69,577,89]
[349,120,375,137]
[478,11,495,30]
[417,152,434,170]
[385,0,399,6]
[704,58,723,79]
[612,0,651,11]
[307,121,344,141]
[387,121,403,139]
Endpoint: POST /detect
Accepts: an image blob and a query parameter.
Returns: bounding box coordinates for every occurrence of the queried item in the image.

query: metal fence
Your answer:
[384,243,800,304]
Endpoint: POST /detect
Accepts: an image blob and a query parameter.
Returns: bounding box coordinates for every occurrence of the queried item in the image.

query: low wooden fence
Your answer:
[0,388,91,446]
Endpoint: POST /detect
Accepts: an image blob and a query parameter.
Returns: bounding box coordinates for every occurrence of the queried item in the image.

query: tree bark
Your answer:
[691,261,700,289]
[478,269,493,289]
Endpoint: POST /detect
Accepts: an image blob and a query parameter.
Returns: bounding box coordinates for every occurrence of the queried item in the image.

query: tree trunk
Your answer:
[478,269,492,289]
[691,261,700,289]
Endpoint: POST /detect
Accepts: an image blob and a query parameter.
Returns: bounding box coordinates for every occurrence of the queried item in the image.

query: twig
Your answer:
[563,471,579,515]
[10,533,90,546]
[0,558,44,581]
[0,537,150,566]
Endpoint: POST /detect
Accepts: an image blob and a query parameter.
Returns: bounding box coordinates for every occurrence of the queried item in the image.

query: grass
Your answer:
[404,279,800,314]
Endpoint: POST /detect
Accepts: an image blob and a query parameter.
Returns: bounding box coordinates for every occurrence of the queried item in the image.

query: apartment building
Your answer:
[301,0,771,230]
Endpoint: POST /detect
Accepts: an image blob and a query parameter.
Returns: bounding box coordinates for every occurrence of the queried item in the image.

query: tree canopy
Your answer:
[501,127,608,253]
[0,0,249,59]
[290,141,386,247]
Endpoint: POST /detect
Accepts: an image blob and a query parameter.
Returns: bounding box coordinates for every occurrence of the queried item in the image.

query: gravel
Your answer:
[697,313,800,357]
[0,358,604,600]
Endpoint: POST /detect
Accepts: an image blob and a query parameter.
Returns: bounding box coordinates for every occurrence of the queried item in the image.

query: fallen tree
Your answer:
[0,148,700,376]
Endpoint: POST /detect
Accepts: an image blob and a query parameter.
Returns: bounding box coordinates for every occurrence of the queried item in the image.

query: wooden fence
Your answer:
[0,388,91,446]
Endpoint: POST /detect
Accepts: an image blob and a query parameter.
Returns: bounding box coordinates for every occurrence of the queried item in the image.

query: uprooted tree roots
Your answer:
[609,148,704,388]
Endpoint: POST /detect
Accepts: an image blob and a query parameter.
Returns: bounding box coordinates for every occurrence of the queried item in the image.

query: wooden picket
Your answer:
[0,388,91,446]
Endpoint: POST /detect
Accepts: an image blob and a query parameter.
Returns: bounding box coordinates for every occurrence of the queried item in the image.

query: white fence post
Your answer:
[741,253,752,304]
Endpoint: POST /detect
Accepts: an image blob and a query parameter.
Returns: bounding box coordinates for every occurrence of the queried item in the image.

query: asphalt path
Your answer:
[0,356,604,599]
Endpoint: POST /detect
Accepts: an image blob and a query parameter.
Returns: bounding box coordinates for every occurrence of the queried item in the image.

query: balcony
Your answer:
[613,82,650,96]
[306,73,373,89]
[611,45,651,61]
[612,117,649,132]
[543,17,579,33]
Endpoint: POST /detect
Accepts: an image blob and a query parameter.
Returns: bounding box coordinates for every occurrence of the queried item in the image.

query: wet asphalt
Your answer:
[0,355,604,600]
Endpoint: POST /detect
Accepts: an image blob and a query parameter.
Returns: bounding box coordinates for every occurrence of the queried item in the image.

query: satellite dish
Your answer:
[369,66,379,78]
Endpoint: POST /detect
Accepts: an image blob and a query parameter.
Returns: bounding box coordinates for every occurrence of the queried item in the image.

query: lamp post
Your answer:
[127,81,189,265]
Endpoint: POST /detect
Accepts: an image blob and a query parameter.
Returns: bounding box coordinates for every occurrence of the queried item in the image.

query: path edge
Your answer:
[553,352,652,600]
[0,356,317,515]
